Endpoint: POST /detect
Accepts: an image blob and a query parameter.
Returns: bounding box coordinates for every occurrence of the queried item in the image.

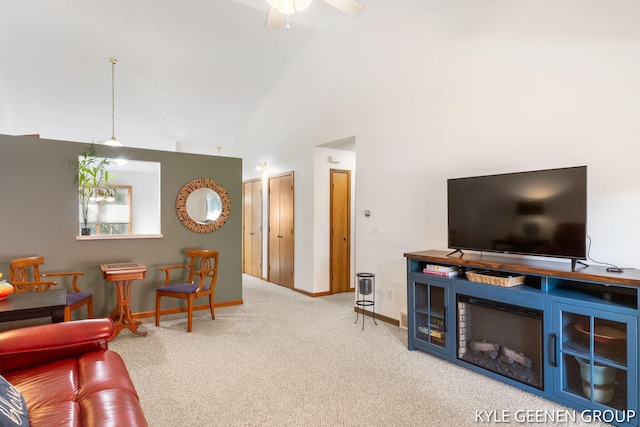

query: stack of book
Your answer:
[422,263,458,277]
[418,317,446,343]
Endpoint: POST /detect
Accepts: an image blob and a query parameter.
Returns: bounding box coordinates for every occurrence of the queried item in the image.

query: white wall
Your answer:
[238,0,640,320]
[110,169,161,235]
[0,1,313,154]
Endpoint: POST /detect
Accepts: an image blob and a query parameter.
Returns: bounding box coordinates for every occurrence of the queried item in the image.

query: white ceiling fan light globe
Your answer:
[294,0,312,12]
[278,0,295,14]
[265,0,312,14]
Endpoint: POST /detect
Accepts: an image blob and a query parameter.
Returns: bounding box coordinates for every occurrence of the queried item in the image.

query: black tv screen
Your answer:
[447,166,587,260]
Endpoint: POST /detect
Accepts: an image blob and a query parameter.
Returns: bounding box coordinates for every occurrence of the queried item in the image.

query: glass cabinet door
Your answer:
[554,303,637,417]
[412,279,448,352]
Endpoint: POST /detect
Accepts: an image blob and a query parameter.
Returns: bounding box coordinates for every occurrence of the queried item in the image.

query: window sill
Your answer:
[76,234,163,241]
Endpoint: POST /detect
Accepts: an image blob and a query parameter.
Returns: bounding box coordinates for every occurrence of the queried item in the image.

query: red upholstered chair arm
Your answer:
[0,318,114,374]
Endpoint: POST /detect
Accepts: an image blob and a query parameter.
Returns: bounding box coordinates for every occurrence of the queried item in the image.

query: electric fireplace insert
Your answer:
[457,294,543,390]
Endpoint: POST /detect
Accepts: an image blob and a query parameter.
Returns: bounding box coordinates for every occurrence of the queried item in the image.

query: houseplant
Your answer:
[71,143,116,235]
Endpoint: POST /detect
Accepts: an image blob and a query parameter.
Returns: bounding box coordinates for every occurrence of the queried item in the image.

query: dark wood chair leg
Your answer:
[155,293,162,327]
[187,296,194,332]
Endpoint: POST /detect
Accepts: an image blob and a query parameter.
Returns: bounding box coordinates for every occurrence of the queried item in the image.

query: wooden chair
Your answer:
[156,249,219,332]
[9,256,94,322]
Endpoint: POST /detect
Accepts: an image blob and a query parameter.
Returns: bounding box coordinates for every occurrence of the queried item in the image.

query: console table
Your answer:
[405,250,640,427]
[101,263,147,338]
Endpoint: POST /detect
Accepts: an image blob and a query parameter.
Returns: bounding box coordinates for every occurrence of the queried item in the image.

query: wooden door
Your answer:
[278,173,295,288]
[268,172,294,289]
[242,179,262,278]
[330,169,351,293]
[268,176,282,284]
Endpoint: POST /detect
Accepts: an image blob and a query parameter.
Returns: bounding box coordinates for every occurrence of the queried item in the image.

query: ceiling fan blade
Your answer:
[322,0,365,18]
[265,7,285,29]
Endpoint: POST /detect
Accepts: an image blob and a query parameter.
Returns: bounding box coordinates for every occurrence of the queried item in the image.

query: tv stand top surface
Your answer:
[404,249,640,287]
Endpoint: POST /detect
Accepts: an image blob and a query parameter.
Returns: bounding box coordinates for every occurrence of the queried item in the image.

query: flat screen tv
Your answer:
[447,166,587,264]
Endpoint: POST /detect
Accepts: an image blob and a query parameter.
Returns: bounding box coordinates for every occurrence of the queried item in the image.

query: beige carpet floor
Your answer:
[109,275,612,427]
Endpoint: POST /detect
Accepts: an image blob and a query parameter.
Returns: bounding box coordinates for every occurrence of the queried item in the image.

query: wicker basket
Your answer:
[466,270,525,287]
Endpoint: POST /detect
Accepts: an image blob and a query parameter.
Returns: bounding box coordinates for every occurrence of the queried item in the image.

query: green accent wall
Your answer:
[0,134,242,318]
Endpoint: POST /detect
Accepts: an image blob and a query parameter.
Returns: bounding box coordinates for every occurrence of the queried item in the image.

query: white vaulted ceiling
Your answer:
[0,0,490,155]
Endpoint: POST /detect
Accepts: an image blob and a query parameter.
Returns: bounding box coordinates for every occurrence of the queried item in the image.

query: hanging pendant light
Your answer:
[103,57,123,146]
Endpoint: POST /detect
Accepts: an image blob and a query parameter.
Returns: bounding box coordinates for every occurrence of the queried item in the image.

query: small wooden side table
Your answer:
[101,263,148,338]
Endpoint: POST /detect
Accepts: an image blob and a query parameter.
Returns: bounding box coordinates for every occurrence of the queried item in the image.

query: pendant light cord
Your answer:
[109,58,117,139]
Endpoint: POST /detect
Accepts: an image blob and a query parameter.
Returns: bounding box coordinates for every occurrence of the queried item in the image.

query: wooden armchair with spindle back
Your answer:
[9,256,93,321]
[155,249,219,332]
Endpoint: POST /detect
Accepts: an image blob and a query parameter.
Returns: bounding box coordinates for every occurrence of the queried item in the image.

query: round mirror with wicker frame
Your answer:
[176,178,230,233]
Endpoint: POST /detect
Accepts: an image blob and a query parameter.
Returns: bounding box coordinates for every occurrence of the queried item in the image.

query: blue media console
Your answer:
[405,250,640,427]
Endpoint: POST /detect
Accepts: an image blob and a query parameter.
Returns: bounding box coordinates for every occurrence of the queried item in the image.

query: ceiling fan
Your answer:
[265,0,365,30]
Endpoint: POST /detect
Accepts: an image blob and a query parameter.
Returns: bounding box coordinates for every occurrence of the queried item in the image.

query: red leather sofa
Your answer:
[0,318,148,426]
